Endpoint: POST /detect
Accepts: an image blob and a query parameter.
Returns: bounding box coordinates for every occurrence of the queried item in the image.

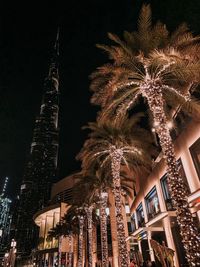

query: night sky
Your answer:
[1,0,200,197]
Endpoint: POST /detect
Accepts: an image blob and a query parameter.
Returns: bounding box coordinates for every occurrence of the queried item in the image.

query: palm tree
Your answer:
[73,172,99,267]
[76,116,153,267]
[48,209,79,267]
[89,4,200,265]
[73,170,110,267]
[75,167,137,267]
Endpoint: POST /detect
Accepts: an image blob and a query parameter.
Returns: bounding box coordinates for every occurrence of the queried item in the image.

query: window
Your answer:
[190,137,200,180]
[161,174,175,211]
[130,214,137,232]
[136,203,145,227]
[145,187,160,220]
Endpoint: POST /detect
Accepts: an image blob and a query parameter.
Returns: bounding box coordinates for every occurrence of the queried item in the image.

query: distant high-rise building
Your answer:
[0,177,12,250]
[16,31,60,256]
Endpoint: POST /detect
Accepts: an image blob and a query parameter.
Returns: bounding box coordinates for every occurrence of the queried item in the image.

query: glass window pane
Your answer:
[136,203,145,227]
[145,187,160,220]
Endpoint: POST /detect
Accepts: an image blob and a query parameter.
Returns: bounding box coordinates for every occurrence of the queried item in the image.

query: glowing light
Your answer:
[77,214,84,267]
[84,205,94,267]
[166,121,174,130]
[137,64,200,265]
[99,192,109,267]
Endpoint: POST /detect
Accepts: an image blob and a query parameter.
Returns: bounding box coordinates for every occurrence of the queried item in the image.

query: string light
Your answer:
[138,65,200,266]
[110,148,130,267]
[99,192,109,267]
[77,214,84,267]
[68,234,73,267]
[84,205,94,267]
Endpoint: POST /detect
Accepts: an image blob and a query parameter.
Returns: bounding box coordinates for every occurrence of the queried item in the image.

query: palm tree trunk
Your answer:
[73,234,78,267]
[78,215,84,267]
[99,191,109,267]
[144,87,200,266]
[68,234,73,267]
[85,205,94,267]
[111,151,130,267]
[58,235,63,267]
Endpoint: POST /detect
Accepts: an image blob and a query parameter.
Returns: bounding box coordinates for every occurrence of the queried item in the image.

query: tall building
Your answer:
[16,31,60,257]
[0,177,12,250]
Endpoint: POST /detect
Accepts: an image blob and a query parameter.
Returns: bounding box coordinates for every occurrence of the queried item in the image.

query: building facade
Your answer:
[129,119,200,266]
[33,174,76,267]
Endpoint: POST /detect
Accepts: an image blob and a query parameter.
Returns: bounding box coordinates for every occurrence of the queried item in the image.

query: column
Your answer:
[163,217,179,267]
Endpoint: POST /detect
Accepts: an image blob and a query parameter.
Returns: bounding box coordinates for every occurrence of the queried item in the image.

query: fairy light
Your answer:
[99,192,109,267]
[91,144,143,266]
[116,92,140,121]
[84,205,94,267]
[68,234,73,267]
[163,85,191,102]
[166,120,173,130]
[77,214,84,267]
[110,148,130,267]
[138,64,200,266]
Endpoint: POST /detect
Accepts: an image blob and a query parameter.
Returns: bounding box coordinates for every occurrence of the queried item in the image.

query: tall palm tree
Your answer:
[76,116,153,267]
[73,170,111,267]
[73,172,99,267]
[89,4,200,265]
[48,211,78,267]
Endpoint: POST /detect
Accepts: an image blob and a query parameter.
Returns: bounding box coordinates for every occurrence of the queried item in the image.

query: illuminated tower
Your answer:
[16,30,60,256]
[0,177,12,249]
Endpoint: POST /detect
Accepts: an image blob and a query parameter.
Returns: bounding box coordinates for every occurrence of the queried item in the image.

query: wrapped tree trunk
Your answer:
[78,215,85,267]
[143,83,200,266]
[85,205,94,267]
[99,191,109,267]
[111,149,130,267]
[68,234,73,267]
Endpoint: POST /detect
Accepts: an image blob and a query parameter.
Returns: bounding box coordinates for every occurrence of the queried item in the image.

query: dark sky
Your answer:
[1,0,200,197]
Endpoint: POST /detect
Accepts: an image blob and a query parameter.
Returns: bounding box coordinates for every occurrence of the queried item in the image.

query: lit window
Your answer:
[136,203,145,227]
[125,205,130,214]
[145,187,160,220]
[161,174,175,211]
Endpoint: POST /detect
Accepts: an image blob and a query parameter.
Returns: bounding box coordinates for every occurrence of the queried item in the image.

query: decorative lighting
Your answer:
[138,64,200,265]
[68,234,73,267]
[84,205,94,267]
[166,121,173,130]
[99,192,109,267]
[77,214,84,267]
[110,149,130,267]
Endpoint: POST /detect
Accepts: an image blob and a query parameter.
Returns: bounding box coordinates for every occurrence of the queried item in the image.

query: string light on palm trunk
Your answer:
[68,234,73,267]
[139,65,200,266]
[99,192,109,267]
[77,214,84,267]
[110,147,130,267]
[84,205,94,267]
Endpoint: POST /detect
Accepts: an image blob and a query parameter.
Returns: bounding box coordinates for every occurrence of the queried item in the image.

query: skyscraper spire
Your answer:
[16,30,60,256]
[54,27,59,55]
[48,27,59,78]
